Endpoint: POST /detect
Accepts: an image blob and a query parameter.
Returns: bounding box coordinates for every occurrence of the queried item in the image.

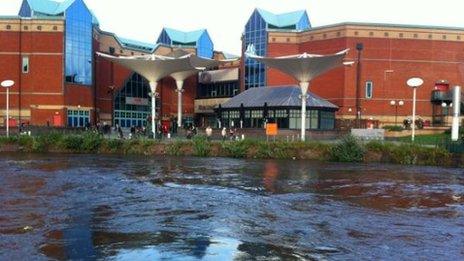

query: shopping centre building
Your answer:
[0,0,463,130]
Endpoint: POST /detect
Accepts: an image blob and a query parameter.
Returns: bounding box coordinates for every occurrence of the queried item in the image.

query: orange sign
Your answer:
[266,123,278,136]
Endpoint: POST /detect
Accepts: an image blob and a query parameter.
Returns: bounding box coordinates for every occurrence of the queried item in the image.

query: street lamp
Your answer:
[1,80,14,137]
[441,102,452,126]
[390,100,404,126]
[407,77,424,142]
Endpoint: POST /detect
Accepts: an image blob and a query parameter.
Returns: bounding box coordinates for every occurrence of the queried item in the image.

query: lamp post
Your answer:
[441,102,451,126]
[407,77,424,142]
[77,105,81,128]
[355,43,364,128]
[1,80,14,137]
[390,100,404,126]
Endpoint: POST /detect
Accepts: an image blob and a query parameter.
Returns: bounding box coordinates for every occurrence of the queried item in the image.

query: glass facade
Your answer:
[197,81,239,99]
[65,0,93,85]
[244,10,311,90]
[157,29,213,58]
[157,30,171,45]
[244,10,267,89]
[220,108,335,130]
[197,32,213,58]
[67,110,89,127]
[114,73,159,128]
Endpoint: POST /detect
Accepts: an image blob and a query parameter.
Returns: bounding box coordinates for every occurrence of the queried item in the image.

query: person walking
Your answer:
[205,126,213,141]
[221,127,227,141]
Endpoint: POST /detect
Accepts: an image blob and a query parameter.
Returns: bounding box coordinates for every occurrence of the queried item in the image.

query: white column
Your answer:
[452,86,461,141]
[176,80,184,128]
[149,81,158,137]
[6,88,9,138]
[300,82,309,142]
[412,88,417,142]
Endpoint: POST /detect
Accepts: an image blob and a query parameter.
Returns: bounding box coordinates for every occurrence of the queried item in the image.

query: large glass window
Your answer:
[65,0,93,85]
[197,81,240,98]
[244,10,268,89]
[114,73,158,127]
[197,32,213,58]
[67,110,89,127]
[320,111,335,130]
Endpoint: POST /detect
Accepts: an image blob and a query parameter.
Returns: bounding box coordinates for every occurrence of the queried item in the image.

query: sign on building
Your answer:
[126,97,149,106]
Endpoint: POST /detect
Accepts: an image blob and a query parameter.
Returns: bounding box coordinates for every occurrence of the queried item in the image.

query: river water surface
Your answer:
[0,154,463,260]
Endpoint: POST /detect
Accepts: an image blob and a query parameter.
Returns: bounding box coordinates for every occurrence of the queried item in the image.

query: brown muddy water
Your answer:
[0,153,463,260]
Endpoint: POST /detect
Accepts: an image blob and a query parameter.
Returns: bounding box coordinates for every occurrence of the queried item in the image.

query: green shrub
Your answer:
[383,125,404,132]
[365,140,391,152]
[81,133,103,153]
[18,135,34,151]
[166,140,186,156]
[61,135,84,151]
[192,136,211,157]
[0,135,18,145]
[105,139,124,153]
[30,132,63,152]
[222,140,257,158]
[330,135,365,162]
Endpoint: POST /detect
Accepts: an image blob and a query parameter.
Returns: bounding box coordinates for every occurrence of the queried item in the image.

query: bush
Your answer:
[0,135,18,145]
[81,133,103,153]
[105,139,124,153]
[383,125,404,132]
[192,136,211,157]
[61,135,84,151]
[166,140,187,156]
[330,135,365,162]
[221,139,260,158]
[31,132,64,152]
[18,135,34,151]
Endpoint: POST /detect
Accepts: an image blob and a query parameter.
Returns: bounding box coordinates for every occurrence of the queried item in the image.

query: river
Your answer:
[0,154,463,260]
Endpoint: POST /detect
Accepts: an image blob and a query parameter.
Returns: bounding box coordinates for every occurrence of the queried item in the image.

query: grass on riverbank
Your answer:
[395,133,450,145]
[0,132,455,167]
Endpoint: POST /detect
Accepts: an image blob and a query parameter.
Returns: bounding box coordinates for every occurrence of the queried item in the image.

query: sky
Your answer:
[1,0,463,54]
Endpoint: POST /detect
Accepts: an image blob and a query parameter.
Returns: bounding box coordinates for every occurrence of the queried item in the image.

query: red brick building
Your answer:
[254,20,464,125]
[1,3,463,129]
[0,0,239,129]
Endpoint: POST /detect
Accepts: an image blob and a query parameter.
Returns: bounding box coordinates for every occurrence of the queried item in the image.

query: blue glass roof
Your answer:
[21,0,99,24]
[118,37,157,52]
[163,27,207,44]
[256,8,307,28]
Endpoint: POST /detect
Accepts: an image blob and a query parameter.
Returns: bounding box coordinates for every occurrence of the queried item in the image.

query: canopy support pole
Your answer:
[149,81,158,137]
[176,80,184,128]
[300,82,309,142]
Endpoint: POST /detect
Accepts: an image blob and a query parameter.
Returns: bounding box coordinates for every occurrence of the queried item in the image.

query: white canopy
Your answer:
[245,45,350,141]
[97,52,195,83]
[245,45,349,84]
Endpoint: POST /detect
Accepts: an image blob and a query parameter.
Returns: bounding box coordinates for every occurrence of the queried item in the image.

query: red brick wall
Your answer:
[0,29,64,126]
[266,35,464,123]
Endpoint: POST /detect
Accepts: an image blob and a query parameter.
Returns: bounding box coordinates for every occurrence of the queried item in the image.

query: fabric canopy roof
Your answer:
[97,51,236,83]
[245,46,349,83]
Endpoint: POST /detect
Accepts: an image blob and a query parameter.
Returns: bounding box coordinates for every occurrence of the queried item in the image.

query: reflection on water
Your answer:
[0,153,463,260]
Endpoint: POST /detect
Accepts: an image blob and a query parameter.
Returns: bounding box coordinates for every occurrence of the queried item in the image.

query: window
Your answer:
[109,47,115,54]
[114,73,152,127]
[67,110,90,127]
[22,56,29,73]
[365,81,373,99]
[65,0,93,85]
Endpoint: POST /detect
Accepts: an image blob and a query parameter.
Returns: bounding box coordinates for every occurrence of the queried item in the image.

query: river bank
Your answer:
[0,133,459,167]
